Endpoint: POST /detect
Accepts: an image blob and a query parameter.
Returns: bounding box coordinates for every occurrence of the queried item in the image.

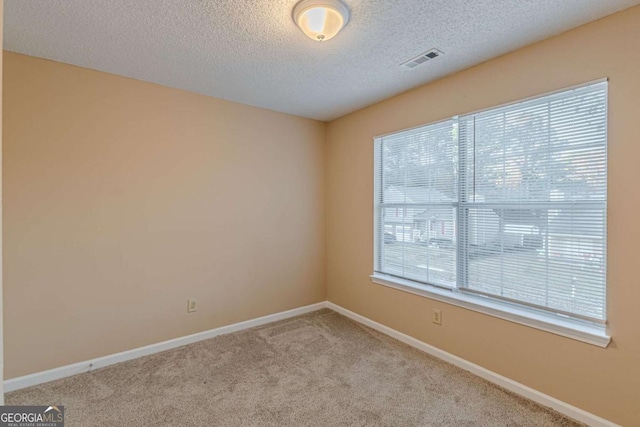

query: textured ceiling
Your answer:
[5,0,640,121]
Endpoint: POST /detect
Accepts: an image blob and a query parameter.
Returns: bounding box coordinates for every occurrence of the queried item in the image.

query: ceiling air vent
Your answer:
[401,49,444,69]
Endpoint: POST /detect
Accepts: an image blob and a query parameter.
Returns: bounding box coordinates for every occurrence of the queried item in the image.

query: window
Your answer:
[373,81,608,338]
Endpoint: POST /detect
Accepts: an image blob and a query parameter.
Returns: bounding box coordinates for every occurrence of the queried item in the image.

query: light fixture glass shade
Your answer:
[293,0,350,41]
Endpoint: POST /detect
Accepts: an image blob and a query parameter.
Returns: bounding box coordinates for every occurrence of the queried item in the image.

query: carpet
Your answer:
[6,309,582,426]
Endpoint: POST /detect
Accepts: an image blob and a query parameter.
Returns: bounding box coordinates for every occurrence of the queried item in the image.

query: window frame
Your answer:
[372,79,610,347]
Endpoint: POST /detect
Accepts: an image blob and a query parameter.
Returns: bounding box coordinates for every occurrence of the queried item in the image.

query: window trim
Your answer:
[372,79,610,347]
[372,78,608,141]
[371,272,610,348]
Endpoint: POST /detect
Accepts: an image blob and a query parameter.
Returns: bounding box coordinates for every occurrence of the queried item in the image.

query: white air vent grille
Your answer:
[401,49,444,69]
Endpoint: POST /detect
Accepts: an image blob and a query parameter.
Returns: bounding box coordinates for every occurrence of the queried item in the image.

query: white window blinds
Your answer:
[375,119,458,288]
[374,81,607,323]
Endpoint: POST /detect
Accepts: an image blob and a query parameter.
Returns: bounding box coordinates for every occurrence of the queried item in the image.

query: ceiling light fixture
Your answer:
[293,0,350,42]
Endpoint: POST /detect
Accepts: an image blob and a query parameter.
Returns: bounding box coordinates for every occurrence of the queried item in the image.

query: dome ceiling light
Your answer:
[293,0,350,42]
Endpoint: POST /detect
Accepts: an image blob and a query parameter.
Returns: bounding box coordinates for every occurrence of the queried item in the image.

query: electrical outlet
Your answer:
[432,309,442,325]
[187,299,197,313]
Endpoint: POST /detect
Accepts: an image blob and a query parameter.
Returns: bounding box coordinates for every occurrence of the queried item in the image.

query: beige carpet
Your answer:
[7,309,582,426]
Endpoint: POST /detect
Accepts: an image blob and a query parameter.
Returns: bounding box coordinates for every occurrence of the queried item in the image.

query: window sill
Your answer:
[370,273,611,348]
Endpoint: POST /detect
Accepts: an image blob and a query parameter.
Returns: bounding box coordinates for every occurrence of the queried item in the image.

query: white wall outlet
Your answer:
[187,299,197,313]
[432,309,442,325]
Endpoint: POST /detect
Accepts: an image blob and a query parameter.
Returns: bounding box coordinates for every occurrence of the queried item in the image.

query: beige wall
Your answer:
[3,52,326,379]
[0,0,5,405]
[326,6,640,426]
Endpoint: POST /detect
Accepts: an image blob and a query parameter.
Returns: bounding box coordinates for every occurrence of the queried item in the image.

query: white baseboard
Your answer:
[326,302,618,427]
[4,302,328,393]
[4,300,617,426]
